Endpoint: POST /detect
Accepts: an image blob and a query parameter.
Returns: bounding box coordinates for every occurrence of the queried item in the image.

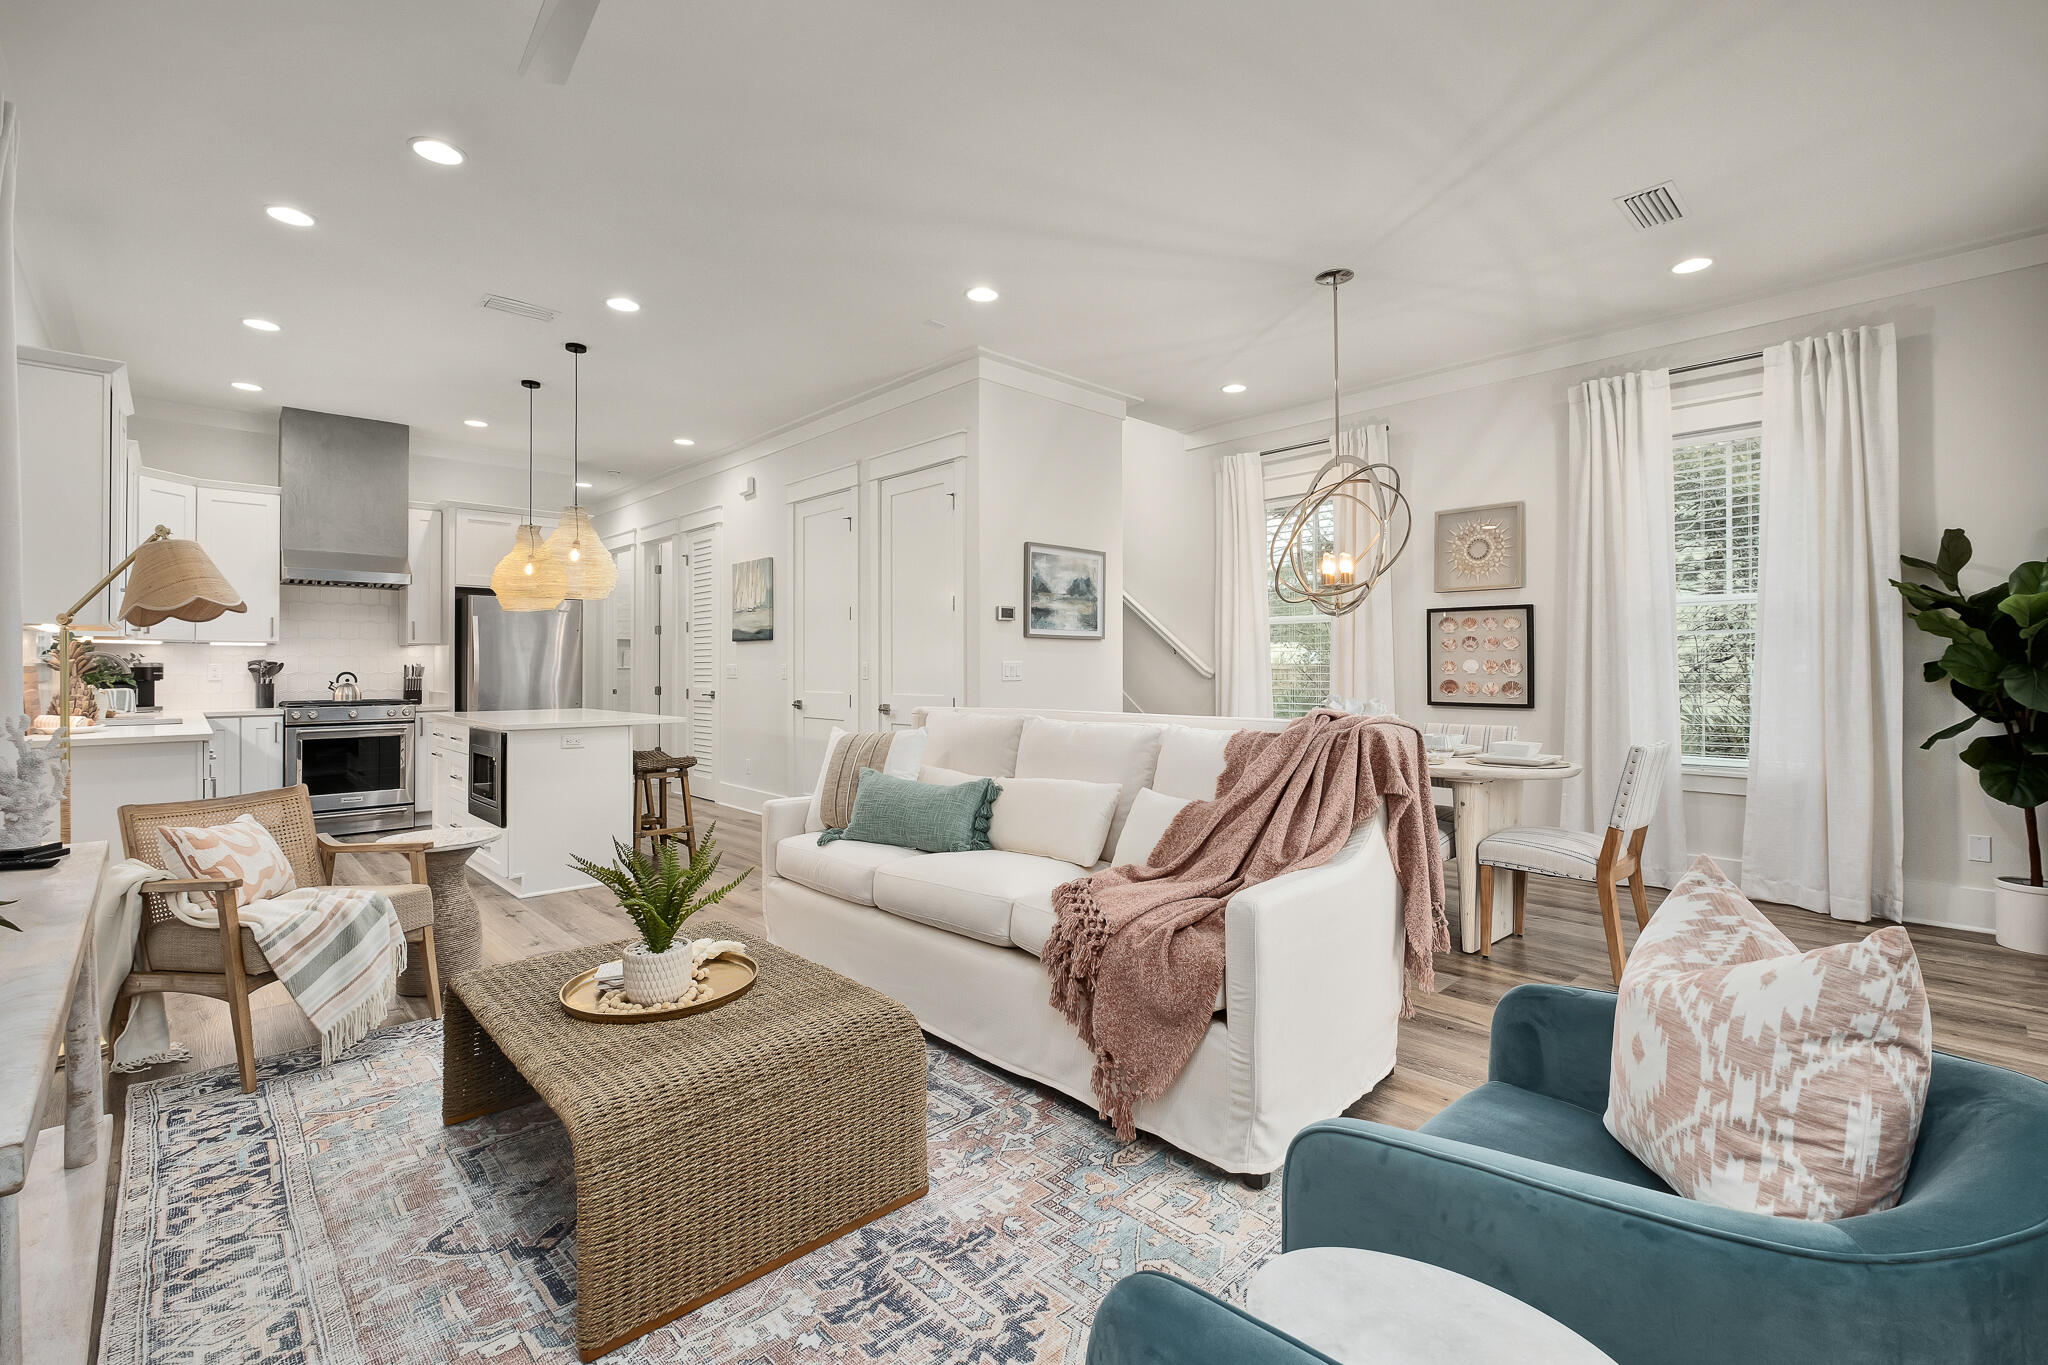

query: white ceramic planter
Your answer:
[622,941,693,1003]
[1994,876,2048,955]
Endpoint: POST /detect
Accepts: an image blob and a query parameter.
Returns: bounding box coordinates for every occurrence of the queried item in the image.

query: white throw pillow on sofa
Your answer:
[1015,716,1165,860]
[1109,787,1192,869]
[1152,724,1238,801]
[920,765,1120,867]
[924,711,1028,777]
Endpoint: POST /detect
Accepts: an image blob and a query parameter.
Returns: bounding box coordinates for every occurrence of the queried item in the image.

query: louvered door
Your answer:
[683,522,719,793]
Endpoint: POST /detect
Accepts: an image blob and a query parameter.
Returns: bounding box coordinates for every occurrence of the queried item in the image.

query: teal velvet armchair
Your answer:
[1087,984,2048,1365]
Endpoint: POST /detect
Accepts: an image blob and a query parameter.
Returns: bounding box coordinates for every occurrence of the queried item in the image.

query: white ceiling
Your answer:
[5,0,2046,489]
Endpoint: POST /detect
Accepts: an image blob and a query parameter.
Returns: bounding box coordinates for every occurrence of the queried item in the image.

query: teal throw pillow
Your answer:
[817,767,998,853]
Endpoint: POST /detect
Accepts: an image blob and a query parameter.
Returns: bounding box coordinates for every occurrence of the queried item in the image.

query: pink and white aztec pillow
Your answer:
[1603,856,1931,1221]
[158,812,299,909]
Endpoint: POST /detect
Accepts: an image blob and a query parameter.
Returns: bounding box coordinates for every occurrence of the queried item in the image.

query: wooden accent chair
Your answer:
[1471,741,1672,984]
[115,784,438,1093]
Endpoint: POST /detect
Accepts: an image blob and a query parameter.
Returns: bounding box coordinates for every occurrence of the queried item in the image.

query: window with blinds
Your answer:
[1673,426,1761,763]
[1266,498,1335,719]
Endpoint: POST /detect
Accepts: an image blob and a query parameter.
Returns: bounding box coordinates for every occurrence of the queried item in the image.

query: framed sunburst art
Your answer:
[1434,501,1525,593]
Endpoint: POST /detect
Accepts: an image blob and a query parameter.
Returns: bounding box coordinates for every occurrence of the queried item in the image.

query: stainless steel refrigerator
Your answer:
[456,588,584,712]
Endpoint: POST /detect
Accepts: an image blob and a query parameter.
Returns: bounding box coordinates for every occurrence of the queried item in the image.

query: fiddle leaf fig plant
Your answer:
[1893,529,2047,886]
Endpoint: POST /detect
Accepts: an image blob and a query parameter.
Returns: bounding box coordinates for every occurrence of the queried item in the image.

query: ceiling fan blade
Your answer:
[519,0,601,84]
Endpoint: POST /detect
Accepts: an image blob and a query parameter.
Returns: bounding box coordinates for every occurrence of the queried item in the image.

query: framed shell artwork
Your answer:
[1434,501,1525,593]
[1427,603,1534,708]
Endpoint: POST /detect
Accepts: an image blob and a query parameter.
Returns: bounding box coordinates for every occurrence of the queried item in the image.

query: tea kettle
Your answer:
[327,671,361,703]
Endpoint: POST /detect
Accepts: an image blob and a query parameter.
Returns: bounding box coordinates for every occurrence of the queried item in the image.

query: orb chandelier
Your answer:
[1268,267,1412,616]
[543,340,618,599]
[491,378,568,611]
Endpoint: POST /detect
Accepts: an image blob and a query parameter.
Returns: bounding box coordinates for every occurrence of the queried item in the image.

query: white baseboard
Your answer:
[714,781,788,814]
[1903,879,1997,934]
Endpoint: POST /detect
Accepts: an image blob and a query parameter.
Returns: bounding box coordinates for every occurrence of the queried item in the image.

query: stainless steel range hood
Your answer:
[278,407,412,588]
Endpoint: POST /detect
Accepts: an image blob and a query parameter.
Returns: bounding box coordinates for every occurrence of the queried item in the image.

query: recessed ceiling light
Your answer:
[1221,383,1247,394]
[1671,256,1713,274]
[242,317,281,332]
[230,381,263,392]
[575,481,593,489]
[409,137,465,166]
[265,205,315,227]
[464,419,488,428]
[965,285,999,303]
[606,296,641,313]
[673,437,695,446]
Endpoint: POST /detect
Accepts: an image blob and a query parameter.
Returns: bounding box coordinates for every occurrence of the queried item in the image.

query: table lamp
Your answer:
[49,525,245,838]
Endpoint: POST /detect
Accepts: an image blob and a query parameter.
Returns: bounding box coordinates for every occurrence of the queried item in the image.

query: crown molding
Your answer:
[1182,227,2048,450]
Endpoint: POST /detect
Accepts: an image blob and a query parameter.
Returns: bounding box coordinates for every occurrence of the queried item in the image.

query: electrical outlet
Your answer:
[1968,834,1994,863]
[725,662,738,679]
[1002,660,1023,681]
[560,734,585,750]
[207,662,222,683]
[744,756,753,777]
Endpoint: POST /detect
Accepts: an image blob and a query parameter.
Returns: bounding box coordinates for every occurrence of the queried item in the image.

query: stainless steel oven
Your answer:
[282,699,418,833]
[468,726,508,827]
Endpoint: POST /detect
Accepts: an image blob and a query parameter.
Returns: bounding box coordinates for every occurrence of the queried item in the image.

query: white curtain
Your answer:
[1741,325,1903,922]
[1561,369,1690,885]
[0,102,21,678]
[1214,452,1272,718]
[1330,423,1397,709]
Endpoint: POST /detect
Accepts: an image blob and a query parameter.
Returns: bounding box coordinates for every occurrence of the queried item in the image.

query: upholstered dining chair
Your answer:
[1422,722,1520,863]
[115,784,438,1092]
[1472,741,1670,983]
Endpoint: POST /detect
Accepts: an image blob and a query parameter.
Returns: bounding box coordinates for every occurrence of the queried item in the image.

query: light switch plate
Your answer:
[1002,660,1023,681]
[1968,834,1994,863]
[725,662,738,679]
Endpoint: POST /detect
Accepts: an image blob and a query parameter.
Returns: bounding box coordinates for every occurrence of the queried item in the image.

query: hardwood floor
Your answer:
[115,801,2048,1121]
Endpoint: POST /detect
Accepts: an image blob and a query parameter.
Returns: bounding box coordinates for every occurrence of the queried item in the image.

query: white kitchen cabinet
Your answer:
[414,717,433,810]
[205,719,240,799]
[403,506,445,643]
[132,472,200,641]
[239,714,285,792]
[452,506,558,588]
[17,347,129,626]
[194,486,282,642]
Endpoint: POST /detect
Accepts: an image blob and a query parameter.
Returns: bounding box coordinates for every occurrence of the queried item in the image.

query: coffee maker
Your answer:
[129,660,166,714]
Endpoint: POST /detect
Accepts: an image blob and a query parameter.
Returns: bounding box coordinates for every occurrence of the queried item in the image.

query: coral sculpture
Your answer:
[0,713,66,850]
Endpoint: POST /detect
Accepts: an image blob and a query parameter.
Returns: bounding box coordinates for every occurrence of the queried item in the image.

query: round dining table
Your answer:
[1428,754,1583,953]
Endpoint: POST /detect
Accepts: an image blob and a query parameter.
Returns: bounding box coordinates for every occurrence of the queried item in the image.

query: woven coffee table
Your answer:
[442,921,928,1361]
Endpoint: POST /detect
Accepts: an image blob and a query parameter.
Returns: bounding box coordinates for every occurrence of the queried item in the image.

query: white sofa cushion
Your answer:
[775,832,925,906]
[922,765,1122,867]
[872,849,1088,945]
[1014,716,1166,857]
[925,710,1028,777]
[1110,787,1193,868]
[1152,724,1237,801]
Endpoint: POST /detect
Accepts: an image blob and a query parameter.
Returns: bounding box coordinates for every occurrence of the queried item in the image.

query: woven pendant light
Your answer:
[492,378,568,611]
[543,341,618,599]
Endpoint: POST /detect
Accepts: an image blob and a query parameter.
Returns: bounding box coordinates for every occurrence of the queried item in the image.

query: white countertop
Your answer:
[448,708,674,731]
[201,707,283,718]
[27,717,214,747]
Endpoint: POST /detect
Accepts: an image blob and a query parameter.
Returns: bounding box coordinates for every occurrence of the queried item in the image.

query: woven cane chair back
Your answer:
[118,784,327,924]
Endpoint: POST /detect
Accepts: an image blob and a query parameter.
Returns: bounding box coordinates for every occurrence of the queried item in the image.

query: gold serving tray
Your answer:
[558,952,758,1024]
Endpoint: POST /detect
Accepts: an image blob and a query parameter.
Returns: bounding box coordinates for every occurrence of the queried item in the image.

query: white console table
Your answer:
[0,842,109,1365]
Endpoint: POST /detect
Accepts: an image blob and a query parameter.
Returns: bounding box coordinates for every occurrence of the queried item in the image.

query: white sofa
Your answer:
[760,706,1407,1179]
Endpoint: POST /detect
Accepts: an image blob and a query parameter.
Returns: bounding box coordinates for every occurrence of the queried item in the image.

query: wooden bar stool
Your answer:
[633,748,699,857]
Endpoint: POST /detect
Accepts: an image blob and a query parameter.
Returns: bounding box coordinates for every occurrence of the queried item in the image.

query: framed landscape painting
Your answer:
[731,556,774,641]
[1024,543,1105,639]
[1426,603,1534,708]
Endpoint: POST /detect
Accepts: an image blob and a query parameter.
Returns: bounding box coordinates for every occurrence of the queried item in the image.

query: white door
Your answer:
[133,473,199,641]
[194,486,281,642]
[602,538,637,713]
[792,488,859,787]
[877,462,963,729]
[638,534,685,753]
[683,522,720,793]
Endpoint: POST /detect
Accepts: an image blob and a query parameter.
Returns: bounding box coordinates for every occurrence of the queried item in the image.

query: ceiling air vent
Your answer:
[1614,181,1687,231]
[479,294,559,323]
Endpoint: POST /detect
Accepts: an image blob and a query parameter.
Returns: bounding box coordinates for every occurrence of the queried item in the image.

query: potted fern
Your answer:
[570,828,753,1003]
[1894,530,2047,952]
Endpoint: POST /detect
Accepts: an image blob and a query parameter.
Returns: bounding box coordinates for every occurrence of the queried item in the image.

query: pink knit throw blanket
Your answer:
[1041,710,1448,1139]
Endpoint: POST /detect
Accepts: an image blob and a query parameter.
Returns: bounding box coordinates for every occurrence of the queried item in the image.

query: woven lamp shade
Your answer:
[490,524,568,610]
[542,507,618,599]
[117,537,246,625]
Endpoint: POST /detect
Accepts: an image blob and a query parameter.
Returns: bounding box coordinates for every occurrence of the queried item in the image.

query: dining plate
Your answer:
[1473,753,1567,767]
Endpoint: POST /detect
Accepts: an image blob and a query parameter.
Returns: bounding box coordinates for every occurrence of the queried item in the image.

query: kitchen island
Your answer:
[29,719,212,851]
[430,708,674,899]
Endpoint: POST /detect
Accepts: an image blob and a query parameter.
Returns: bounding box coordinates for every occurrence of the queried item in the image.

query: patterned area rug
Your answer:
[101,1018,1280,1363]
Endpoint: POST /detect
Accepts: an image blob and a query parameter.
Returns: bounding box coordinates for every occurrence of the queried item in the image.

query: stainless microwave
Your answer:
[468,727,509,827]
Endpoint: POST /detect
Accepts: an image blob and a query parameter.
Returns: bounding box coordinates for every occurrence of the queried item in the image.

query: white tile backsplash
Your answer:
[143,586,446,711]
